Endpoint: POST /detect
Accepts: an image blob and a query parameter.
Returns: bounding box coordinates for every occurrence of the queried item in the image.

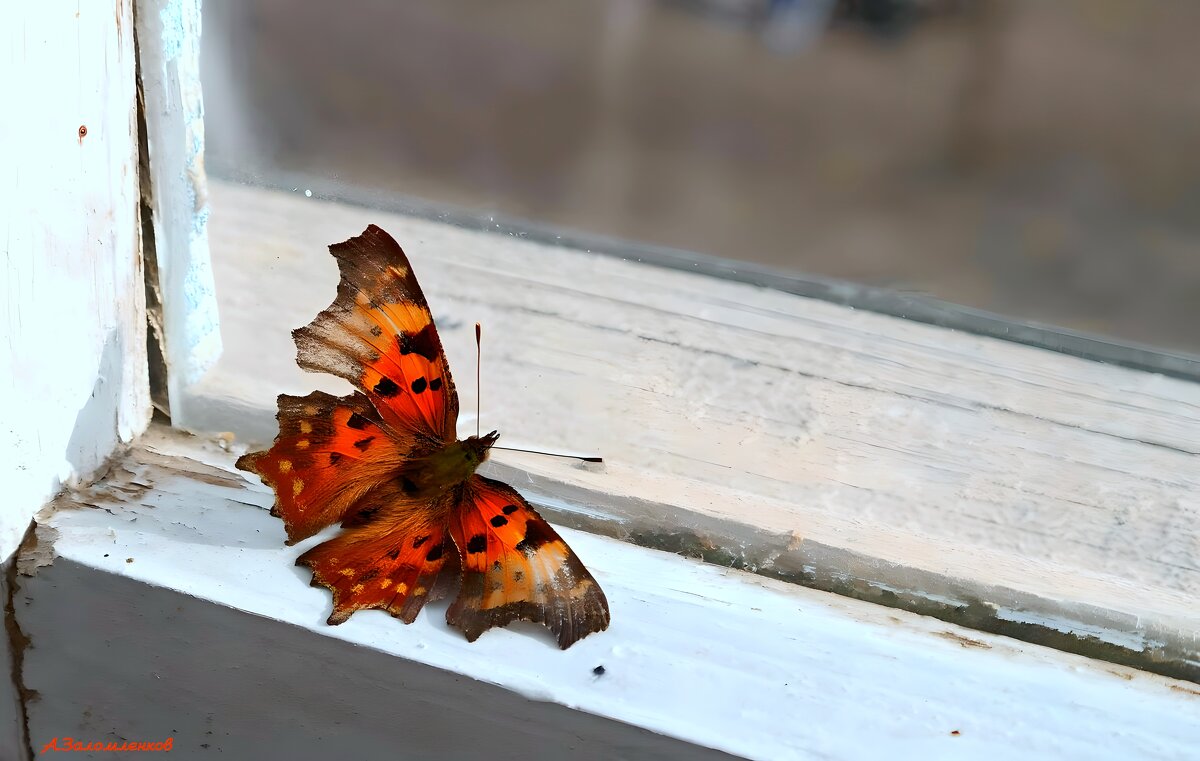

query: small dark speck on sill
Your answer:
[126,558,134,563]
[593,665,606,676]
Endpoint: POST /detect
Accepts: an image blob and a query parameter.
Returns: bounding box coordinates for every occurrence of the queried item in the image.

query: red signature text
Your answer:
[41,737,173,753]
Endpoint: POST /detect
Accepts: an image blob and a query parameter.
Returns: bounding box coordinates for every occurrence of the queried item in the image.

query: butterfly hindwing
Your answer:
[446,475,610,649]
[292,224,459,444]
[236,390,420,544]
[296,499,458,625]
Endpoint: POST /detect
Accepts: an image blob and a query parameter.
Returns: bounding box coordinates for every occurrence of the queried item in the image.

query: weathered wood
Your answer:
[136,0,222,423]
[19,426,1200,760]
[192,180,1200,680]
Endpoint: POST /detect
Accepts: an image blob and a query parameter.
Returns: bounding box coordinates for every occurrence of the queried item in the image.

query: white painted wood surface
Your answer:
[0,4,148,557]
[190,180,1200,680]
[0,3,148,757]
[20,426,1200,760]
[137,0,222,422]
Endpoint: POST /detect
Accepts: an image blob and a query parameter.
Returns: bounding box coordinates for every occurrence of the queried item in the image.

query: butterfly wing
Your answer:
[238,226,465,623]
[237,390,413,544]
[296,495,459,625]
[293,224,459,445]
[446,475,610,649]
[239,389,457,624]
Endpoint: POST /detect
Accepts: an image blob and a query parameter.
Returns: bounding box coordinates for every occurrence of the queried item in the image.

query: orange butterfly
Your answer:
[237,225,609,648]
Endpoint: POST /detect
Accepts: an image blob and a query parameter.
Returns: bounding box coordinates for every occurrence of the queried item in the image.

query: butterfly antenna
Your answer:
[492,446,603,464]
[475,322,482,438]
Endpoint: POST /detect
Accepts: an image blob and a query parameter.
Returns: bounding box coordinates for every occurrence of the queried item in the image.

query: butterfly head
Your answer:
[463,430,501,462]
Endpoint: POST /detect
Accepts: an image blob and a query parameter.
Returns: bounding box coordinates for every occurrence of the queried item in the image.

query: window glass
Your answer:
[202,0,1200,357]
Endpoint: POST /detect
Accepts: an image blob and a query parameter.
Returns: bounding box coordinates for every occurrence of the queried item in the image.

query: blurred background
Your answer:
[201,0,1200,356]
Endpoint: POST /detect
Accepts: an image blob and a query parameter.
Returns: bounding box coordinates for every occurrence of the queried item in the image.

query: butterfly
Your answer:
[236,225,610,649]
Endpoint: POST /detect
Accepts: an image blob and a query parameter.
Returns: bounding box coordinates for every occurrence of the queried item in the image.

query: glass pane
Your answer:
[202,0,1200,358]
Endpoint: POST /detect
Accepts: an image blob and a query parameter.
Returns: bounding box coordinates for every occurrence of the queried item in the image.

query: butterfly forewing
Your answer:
[292,225,459,443]
[236,390,414,544]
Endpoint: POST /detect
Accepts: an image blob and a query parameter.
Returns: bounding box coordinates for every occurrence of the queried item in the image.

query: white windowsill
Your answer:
[19,424,1200,760]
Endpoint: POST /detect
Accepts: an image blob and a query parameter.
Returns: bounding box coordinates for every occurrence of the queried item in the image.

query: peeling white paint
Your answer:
[139,0,222,412]
[994,606,1164,654]
[0,2,149,755]
[0,0,149,562]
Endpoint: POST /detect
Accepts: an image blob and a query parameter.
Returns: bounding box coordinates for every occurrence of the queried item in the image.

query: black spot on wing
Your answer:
[515,519,555,556]
[413,535,430,549]
[386,548,400,560]
[373,377,399,397]
[346,412,370,430]
[490,515,508,528]
[425,543,444,562]
[429,377,442,392]
[501,504,518,515]
[329,452,343,465]
[411,377,427,394]
[353,436,375,451]
[467,534,487,554]
[397,324,441,362]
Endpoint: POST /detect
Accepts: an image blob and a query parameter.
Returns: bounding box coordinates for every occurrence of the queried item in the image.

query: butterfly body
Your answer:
[237,225,609,649]
[395,431,499,500]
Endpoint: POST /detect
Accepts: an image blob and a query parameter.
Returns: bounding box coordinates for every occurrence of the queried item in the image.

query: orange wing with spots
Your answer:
[446,476,610,649]
[292,224,458,444]
[236,390,417,544]
[296,495,459,625]
[237,226,461,626]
